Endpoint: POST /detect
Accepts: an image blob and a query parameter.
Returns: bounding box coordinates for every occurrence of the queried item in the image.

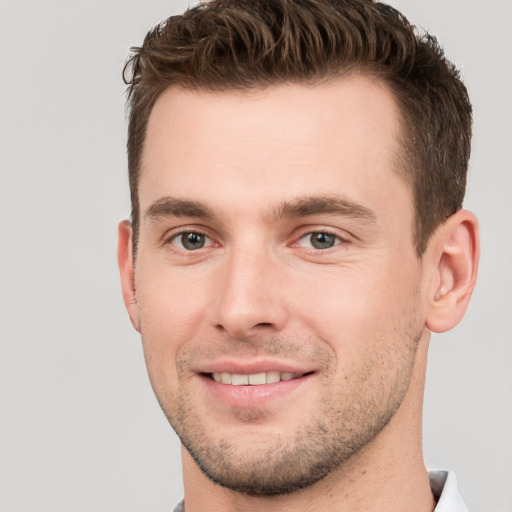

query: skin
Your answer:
[118,75,479,511]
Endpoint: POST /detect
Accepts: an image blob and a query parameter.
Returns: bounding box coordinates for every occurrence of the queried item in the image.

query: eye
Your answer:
[171,231,210,250]
[298,231,340,250]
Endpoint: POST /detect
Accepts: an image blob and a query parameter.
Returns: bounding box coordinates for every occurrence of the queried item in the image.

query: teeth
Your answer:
[232,374,249,385]
[221,372,232,384]
[266,370,281,384]
[211,371,302,386]
[248,372,266,385]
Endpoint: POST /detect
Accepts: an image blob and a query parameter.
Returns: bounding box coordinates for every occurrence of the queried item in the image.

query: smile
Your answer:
[210,371,305,386]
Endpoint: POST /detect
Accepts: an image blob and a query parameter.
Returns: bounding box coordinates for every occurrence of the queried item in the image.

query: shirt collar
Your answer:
[430,470,469,512]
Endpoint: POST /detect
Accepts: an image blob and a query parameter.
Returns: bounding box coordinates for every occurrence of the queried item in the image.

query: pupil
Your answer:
[311,232,335,249]
[183,232,205,250]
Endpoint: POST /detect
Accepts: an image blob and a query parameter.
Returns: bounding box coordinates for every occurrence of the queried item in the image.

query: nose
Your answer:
[213,245,289,339]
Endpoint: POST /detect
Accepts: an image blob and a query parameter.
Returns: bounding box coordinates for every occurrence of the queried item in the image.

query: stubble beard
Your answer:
[174,397,395,496]
[146,325,423,497]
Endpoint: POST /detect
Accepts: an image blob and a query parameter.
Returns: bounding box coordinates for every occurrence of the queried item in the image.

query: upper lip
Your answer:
[196,359,316,376]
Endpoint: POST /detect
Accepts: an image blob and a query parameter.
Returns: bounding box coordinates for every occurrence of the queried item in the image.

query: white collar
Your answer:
[430,470,469,512]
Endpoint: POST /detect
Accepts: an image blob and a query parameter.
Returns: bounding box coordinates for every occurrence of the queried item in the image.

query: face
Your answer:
[122,77,430,495]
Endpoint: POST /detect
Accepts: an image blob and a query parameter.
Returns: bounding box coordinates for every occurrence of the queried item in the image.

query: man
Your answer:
[117,0,479,510]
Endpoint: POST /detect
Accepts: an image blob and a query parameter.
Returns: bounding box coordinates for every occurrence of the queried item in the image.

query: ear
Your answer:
[425,210,480,333]
[117,220,141,333]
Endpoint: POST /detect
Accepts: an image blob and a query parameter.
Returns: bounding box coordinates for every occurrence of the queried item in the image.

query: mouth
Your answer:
[199,367,315,409]
[207,371,312,386]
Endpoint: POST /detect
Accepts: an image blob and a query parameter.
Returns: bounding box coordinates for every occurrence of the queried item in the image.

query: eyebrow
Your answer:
[144,197,214,220]
[270,195,377,223]
[143,194,377,224]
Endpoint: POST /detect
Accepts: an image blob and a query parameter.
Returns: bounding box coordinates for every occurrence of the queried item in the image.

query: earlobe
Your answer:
[425,210,480,333]
[117,220,141,333]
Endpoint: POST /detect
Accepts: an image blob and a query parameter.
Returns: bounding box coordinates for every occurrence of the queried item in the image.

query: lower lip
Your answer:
[200,374,313,409]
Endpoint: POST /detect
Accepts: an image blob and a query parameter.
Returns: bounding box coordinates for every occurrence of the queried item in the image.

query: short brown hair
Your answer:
[123,0,472,256]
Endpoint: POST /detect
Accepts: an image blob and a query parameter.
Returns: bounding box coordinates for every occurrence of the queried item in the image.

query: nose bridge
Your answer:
[214,238,287,337]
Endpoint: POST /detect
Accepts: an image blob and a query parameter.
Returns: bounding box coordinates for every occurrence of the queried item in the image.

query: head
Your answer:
[118,0,479,500]
[124,0,472,258]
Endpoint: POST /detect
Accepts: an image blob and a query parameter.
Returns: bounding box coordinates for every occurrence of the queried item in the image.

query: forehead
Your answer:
[140,76,409,219]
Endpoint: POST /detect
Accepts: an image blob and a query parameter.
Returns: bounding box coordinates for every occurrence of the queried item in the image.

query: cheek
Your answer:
[294,266,423,415]
[134,264,213,372]
[293,261,422,358]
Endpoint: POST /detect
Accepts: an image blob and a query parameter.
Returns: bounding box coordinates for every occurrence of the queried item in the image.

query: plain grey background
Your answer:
[0,1,510,511]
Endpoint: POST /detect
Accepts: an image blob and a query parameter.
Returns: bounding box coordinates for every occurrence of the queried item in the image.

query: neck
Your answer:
[181,335,435,512]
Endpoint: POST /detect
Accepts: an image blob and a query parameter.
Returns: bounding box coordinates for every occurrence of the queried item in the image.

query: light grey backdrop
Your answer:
[0,1,510,511]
